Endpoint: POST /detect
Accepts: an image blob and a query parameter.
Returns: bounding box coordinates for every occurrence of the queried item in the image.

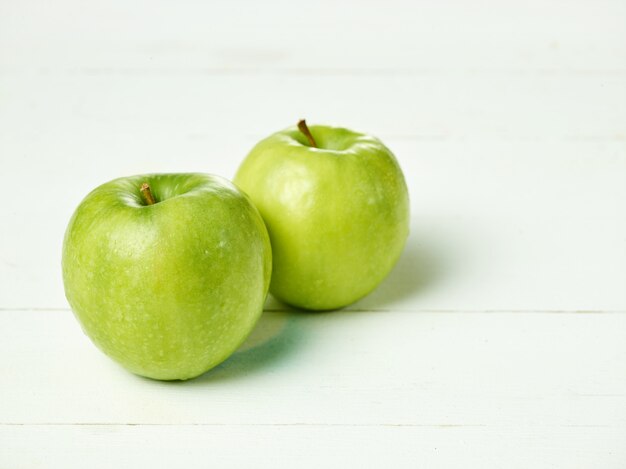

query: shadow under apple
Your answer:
[356,237,441,310]
[189,310,302,383]
[259,229,444,314]
[340,228,445,311]
[172,227,444,384]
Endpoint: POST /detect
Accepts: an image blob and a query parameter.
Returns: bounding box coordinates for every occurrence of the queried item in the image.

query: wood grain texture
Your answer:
[1,309,625,467]
[1,310,625,426]
[1,0,625,72]
[2,425,625,469]
[1,139,624,311]
[0,0,625,466]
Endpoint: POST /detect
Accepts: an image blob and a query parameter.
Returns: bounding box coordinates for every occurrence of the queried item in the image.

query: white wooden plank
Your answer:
[1,310,624,427]
[2,424,625,469]
[1,74,624,312]
[1,0,625,73]
[1,137,624,311]
[1,74,624,142]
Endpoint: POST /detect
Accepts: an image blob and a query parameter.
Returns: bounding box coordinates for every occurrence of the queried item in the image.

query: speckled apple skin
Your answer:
[62,173,271,381]
[234,125,409,311]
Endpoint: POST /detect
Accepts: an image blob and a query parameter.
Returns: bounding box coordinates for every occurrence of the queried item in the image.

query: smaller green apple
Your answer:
[234,120,410,311]
[62,173,271,380]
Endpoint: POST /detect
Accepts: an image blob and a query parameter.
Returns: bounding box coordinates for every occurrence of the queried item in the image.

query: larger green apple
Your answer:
[234,121,409,311]
[62,173,271,380]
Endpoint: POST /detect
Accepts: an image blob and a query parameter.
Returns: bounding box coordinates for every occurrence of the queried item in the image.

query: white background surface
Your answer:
[1,1,625,467]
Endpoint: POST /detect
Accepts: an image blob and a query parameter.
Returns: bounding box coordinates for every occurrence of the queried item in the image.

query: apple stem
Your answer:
[297,119,317,148]
[140,183,157,205]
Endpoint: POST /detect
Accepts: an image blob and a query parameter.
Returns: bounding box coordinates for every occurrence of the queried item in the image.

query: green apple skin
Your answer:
[62,173,271,381]
[234,125,409,311]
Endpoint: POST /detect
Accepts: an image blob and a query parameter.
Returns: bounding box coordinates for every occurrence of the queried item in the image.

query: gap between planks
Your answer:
[0,308,624,314]
[3,67,626,77]
[0,422,619,429]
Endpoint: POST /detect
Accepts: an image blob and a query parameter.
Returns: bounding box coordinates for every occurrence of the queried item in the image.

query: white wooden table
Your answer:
[1,1,625,467]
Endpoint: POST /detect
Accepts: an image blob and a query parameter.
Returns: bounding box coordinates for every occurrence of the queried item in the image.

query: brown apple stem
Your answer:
[297,119,317,148]
[140,182,156,205]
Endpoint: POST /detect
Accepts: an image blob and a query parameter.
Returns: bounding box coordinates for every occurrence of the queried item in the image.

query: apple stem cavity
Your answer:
[140,183,157,206]
[297,119,318,148]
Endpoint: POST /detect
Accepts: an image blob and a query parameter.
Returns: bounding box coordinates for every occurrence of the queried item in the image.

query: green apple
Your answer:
[62,173,271,380]
[234,120,409,311]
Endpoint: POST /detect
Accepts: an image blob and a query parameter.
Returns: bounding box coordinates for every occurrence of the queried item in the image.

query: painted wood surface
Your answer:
[1,0,625,467]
